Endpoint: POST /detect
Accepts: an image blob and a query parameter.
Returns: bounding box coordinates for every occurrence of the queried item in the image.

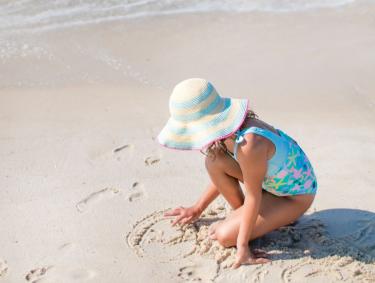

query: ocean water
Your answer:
[0,0,373,88]
[0,0,368,35]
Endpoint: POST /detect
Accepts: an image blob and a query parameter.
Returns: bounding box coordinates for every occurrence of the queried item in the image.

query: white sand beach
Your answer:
[1,1,375,282]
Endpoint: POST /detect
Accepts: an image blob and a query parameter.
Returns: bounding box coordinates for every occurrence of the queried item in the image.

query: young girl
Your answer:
[158,78,317,269]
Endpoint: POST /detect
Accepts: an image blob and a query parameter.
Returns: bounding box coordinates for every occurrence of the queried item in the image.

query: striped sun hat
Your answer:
[157,78,249,150]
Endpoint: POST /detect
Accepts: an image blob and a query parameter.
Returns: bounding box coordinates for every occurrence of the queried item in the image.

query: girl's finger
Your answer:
[164,208,181,217]
[172,214,186,226]
[180,216,193,225]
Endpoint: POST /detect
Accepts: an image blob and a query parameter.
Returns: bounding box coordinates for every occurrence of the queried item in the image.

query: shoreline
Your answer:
[1,2,375,89]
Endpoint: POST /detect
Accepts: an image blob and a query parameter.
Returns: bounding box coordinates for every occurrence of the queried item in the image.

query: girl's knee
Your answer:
[205,148,228,172]
[214,224,236,248]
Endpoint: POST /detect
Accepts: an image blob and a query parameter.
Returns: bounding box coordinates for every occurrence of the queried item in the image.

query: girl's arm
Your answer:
[194,182,220,213]
[164,183,219,225]
[233,135,268,268]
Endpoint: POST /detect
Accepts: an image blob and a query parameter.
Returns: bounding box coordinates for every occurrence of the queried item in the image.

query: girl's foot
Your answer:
[251,248,269,258]
[208,221,222,240]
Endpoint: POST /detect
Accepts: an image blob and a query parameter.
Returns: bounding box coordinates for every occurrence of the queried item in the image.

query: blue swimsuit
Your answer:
[232,127,317,196]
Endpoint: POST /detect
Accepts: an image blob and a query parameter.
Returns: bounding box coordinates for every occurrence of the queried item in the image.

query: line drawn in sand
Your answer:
[76,187,120,212]
[126,204,234,281]
[126,209,196,260]
[127,204,375,282]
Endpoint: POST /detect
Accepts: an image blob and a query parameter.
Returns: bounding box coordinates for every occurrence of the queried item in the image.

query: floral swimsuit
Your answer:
[232,127,317,196]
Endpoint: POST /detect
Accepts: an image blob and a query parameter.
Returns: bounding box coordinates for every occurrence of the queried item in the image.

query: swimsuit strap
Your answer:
[233,126,282,161]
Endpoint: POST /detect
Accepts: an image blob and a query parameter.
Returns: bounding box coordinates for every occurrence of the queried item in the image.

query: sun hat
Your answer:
[157,78,249,150]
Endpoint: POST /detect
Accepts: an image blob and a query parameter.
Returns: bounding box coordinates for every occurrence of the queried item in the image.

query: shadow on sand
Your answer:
[252,208,375,264]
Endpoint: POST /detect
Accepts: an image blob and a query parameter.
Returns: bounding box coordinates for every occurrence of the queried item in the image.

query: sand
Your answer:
[125,202,375,282]
[1,2,375,283]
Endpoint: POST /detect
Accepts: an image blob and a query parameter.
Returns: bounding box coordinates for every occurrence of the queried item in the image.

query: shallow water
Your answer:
[1,0,374,89]
[0,0,372,35]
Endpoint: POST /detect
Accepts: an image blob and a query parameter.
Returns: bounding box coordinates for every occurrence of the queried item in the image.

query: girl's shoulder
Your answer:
[241,117,278,136]
[236,118,278,161]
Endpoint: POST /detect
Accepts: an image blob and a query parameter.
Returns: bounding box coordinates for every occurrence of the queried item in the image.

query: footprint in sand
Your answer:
[178,265,197,281]
[0,258,8,278]
[112,144,134,161]
[76,187,120,212]
[89,143,133,161]
[177,258,219,282]
[25,266,53,283]
[113,144,131,153]
[144,156,160,166]
[127,182,147,202]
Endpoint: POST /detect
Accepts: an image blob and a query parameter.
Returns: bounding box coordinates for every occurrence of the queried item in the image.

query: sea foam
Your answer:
[0,0,367,34]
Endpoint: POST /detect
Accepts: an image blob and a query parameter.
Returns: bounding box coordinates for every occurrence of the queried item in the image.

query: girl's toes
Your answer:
[208,228,216,239]
[208,221,222,240]
[208,226,214,236]
[252,248,269,258]
[209,232,218,240]
[208,222,220,235]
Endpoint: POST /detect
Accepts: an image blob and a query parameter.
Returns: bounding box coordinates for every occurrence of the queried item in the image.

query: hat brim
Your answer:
[157,97,249,150]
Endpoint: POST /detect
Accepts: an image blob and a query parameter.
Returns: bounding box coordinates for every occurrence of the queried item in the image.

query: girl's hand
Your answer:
[232,246,270,269]
[164,205,202,226]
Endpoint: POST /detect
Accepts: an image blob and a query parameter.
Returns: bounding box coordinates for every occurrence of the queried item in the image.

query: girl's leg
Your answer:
[204,148,315,248]
[205,149,245,209]
[211,192,315,247]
